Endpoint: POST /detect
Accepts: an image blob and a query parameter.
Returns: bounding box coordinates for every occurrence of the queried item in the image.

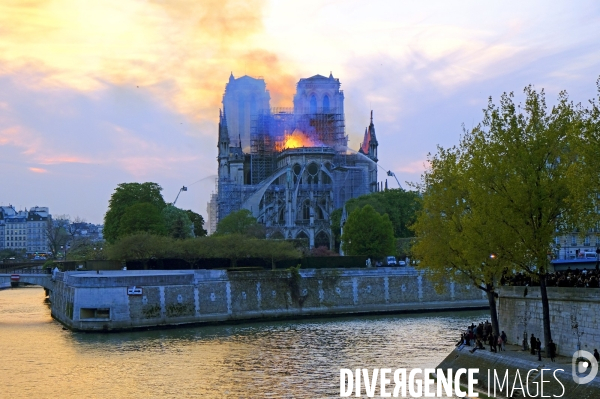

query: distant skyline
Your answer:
[1,0,600,223]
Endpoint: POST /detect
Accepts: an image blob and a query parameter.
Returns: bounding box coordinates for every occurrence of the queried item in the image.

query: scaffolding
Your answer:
[293,109,346,147]
[249,107,346,185]
[217,97,375,248]
[217,179,243,222]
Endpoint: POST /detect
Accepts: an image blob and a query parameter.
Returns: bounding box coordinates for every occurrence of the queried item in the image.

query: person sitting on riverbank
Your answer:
[469,339,485,353]
[456,333,468,347]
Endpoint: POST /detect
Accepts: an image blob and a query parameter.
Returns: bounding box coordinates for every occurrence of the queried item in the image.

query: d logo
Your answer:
[572,350,598,384]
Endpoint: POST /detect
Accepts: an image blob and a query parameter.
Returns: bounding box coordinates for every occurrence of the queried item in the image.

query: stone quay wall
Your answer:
[48,268,488,331]
[437,347,600,399]
[498,286,600,355]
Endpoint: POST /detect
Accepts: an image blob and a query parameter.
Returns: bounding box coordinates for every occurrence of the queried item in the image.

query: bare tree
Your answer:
[45,215,69,259]
[66,216,86,245]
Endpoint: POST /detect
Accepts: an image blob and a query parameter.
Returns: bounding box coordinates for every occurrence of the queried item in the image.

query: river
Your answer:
[0,287,487,398]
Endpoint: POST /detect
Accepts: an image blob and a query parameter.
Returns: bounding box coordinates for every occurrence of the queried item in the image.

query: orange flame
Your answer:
[277,129,319,150]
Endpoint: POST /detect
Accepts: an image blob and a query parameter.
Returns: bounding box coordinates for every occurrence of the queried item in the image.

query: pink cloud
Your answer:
[38,156,92,165]
[29,167,47,173]
[397,159,430,174]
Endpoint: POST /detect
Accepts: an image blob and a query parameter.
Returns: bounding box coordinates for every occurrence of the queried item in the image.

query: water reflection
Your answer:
[0,287,486,398]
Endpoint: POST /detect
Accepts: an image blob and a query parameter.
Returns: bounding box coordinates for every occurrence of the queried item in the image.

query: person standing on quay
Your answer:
[536,338,542,361]
[530,334,537,355]
[548,339,556,362]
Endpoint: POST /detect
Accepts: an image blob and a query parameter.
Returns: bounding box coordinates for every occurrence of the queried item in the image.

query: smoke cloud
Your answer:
[0,0,295,128]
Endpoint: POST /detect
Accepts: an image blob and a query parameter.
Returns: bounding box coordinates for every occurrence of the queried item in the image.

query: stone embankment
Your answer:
[437,343,600,399]
[498,286,600,356]
[47,268,487,331]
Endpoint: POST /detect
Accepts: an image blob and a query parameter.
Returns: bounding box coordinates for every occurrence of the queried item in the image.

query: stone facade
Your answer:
[210,74,379,249]
[0,205,50,254]
[498,286,600,355]
[46,269,487,332]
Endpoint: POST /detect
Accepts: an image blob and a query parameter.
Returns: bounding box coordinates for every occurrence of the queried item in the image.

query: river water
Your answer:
[0,287,487,398]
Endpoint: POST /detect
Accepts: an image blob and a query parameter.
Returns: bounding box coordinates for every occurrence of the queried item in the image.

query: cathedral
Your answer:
[207,73,379,249]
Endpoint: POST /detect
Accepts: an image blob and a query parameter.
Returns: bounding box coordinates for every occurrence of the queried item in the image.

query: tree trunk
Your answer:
[539,273,552,357]
[486,284,500,337]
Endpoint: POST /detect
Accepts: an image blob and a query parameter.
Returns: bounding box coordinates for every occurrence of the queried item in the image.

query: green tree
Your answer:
[172,237,215,268]
[250,239,301,269]
[118,203,167,237]
[210,234,256,267]
[419,86,588,355]
[162,205,193,239]
[106,233,175,267]
[341,205,395,258]
[331,189,421,252]
[570,79,600,228]
[215,209,265,238]
[411,145,506,336]
[185,209,207,237]
[467,87,585,355]
[103,182,167,243]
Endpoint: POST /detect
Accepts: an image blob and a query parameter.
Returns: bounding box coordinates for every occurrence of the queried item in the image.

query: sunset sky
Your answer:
[1,0,599,223]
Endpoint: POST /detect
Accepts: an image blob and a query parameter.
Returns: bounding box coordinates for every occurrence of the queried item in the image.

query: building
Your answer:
[206,192,218,235]
[26,206,49,255]
[0,205,50,255]
[222,73,271,153]
[208,73,380,248]
[553,230,600,260]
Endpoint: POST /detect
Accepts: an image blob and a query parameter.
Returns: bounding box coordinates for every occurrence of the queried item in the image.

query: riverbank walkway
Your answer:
[457,341,593,370]
[440,342,600,398]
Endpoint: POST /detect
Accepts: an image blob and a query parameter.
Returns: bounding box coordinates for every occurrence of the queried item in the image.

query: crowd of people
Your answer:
[456,320,508,354]
[457,321,600,362]
[502,268,600,288]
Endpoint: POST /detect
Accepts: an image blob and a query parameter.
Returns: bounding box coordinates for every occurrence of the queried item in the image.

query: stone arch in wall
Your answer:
[323,95,330,112]
[307,162,319,184]
[302,199,310,220]
[309,94,317,114]
[270,230,284,239]
[314,230,330,250]
[296,230,309,240]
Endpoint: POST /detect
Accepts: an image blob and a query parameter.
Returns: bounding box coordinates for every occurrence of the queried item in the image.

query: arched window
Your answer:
[302,200,310,220]
[316,201,324,219]
[309,94,317,114]
[323,95,330,112]
[296,231,308,240]
[271,231,284,239]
